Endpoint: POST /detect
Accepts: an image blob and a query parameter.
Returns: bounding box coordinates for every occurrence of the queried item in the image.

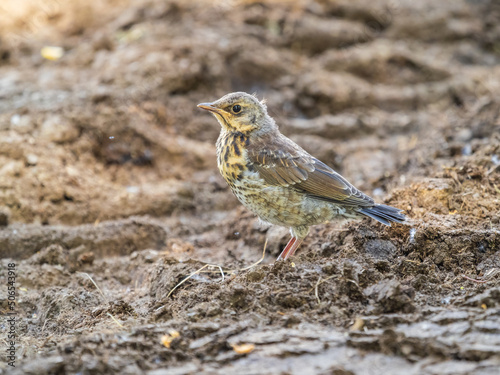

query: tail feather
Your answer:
[359,204,406,226]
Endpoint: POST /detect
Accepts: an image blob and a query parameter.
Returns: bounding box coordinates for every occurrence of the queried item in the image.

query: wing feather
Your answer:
[248,135,374,207]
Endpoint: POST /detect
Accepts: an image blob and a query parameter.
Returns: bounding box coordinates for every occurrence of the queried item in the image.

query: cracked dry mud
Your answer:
[0,0,499,374]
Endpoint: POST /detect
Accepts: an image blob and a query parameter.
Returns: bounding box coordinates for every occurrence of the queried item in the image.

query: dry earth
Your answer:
[0,0,499,374]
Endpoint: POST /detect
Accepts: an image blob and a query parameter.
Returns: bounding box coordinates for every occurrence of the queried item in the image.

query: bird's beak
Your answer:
[197,102,227,116]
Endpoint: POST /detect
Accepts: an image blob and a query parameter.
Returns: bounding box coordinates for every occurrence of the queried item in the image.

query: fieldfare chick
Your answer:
[198,92,405,261]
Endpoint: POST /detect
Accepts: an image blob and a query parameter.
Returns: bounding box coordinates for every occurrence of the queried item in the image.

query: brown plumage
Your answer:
[198,92,405,260]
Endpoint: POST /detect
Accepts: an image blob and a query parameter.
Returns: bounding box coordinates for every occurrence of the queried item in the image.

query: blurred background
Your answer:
[0,0,499,258]
[1,1,500,374]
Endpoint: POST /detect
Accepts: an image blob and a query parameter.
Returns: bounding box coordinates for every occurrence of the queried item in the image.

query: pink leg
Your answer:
[277,237,304,261]
[277,237,296,261]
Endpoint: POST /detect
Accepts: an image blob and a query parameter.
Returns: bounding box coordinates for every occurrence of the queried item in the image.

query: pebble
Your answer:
[26,154,38,165]
[40,115,79,143]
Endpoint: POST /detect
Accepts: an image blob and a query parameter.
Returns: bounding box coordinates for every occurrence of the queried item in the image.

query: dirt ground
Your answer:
[0,0,499,374]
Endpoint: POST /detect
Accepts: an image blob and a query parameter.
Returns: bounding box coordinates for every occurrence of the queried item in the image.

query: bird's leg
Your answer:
[285,237,304,259]
[276,237,304,261]
[283,237,303,260]
[277,237,296,261]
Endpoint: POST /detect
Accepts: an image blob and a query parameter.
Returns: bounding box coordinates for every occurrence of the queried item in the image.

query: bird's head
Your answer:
[198,92,276,135]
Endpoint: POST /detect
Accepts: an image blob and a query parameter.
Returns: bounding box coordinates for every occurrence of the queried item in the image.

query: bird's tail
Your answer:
[359,204,406,226]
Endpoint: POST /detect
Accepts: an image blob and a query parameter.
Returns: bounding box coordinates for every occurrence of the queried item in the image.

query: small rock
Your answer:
[364,279,415,313]
[229,283,249,309]
[40,115,79,143]
[25,153,38,166]
[364,239,397,259]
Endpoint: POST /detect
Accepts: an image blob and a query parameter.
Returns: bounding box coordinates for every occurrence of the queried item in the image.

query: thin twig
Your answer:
[197,266,227,279]
[79,272,106,300]
[41,302,56,333]
[309,274,339,304]
[461,274,491,284]
[215,265,225,282]
[107,312,124,327]
[238,239,268,272]
[314,276,321,304]
[166,264,210,299]
[79,272,123,328]
[161,240,268,305]
[181,239,268,275]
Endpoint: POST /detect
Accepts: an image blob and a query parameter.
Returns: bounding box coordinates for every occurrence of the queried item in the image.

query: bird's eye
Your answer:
[232,105,241,113]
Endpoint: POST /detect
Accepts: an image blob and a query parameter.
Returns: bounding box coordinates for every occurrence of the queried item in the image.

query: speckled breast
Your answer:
[216,131,274,215]
[216,131,249,187]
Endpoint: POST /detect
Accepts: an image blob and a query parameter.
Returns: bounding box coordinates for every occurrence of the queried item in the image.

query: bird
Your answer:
[197,92,406,261]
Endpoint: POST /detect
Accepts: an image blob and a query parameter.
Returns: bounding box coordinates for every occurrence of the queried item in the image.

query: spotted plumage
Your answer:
[198,92,406,260]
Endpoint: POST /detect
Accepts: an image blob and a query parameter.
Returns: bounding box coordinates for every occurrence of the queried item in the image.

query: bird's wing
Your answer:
[248,136,374,207]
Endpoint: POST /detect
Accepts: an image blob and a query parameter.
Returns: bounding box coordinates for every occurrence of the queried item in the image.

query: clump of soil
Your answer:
[0,0,499,374]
